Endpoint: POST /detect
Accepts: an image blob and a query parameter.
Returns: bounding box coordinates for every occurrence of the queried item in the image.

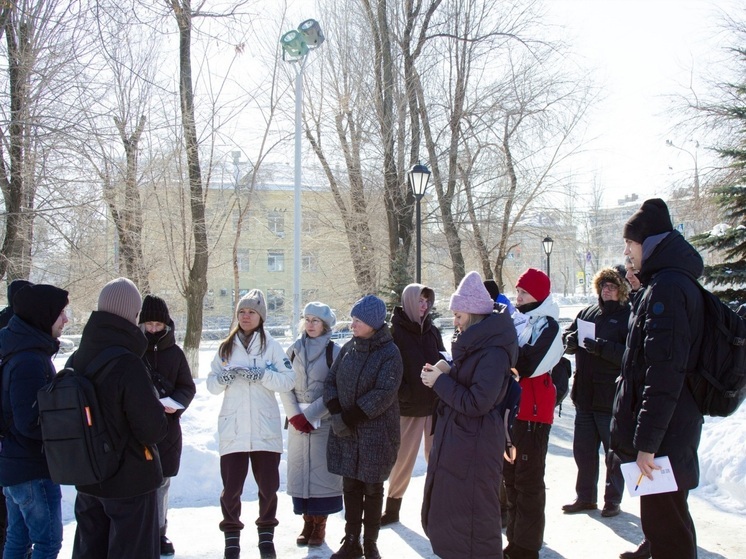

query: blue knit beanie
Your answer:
[350,295,386,330]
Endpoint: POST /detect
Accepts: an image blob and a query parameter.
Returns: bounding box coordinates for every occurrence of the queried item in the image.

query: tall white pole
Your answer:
[292,62,304,339]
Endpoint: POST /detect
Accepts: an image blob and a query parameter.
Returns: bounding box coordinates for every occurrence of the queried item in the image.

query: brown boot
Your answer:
[296,514,314,546]
[308,515,327,547]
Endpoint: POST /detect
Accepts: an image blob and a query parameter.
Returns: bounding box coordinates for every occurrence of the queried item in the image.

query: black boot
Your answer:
[380,497,402,526]
[223,531,240,559]
[363,539,381,559]
[330,533,363,559]
[257,526,276,559]
[619,539,651,559]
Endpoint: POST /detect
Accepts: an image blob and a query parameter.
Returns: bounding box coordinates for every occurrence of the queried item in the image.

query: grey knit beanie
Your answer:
[98,277,142,325]
[237,289,267,322]
[303,301,336,328]
[350,294,386,330]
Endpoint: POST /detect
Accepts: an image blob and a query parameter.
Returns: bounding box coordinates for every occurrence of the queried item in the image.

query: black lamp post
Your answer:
[408,163,431,283]
[542,236,554,279]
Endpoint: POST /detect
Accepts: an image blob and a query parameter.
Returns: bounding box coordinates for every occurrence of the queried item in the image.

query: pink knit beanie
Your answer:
[449,271,495,315]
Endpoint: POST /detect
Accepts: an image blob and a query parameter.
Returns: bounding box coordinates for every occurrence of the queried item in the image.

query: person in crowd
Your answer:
[0,278,33,553]
[503,268,564,559]
[380,283,444,526]
[484,278,516,315]
[562,267,630,518]
[69,277,168,559]
[139,295,196,557]
[612,198,705,559]
[618,257,651,559]
[324,295,402,559]
[207,289,295,559]
[420,271,518,559]
[280,302,342,548]
[0,284,68,559]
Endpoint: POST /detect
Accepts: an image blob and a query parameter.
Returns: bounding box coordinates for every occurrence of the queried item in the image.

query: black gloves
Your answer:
[584,337,606,356]
[565,335,578,353]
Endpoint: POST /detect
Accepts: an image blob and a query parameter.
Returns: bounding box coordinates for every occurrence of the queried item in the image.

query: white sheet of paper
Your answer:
[299,403,321,429]
[577,319,596,349]
[159,397,185,410]
[621,456,678,497]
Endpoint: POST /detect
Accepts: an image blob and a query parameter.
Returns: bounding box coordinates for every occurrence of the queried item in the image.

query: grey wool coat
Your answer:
[281,331,342,499]
[324,325,403,483]
[421,310,519,559]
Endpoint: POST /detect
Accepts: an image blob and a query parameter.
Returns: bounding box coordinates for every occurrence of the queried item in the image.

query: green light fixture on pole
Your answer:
[280,19,325,337]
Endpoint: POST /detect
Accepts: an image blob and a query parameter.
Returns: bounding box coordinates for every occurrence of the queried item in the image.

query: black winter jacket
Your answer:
[422,310,519,559]
[390,306,444,417]
[0,316,58,486]
[143,320,195,477]
[69,311,168,498]
[565,299,630,413]
[324,325,402,483]
[611,230,705,490]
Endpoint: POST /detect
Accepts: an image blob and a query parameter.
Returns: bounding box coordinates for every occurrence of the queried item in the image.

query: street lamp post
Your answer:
[542,236,554,280]
[666,139,700,201]
[408,163,431,283]
[280,19,324,338]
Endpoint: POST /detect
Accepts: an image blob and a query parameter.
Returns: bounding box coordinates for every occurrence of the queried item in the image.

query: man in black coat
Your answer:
[0,283,69,558]
[69,278,168,559]
[611,198,705,559]
[563,267,629,518]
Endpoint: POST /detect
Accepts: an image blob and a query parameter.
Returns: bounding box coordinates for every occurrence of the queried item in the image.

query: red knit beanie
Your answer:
[516,268,550,302]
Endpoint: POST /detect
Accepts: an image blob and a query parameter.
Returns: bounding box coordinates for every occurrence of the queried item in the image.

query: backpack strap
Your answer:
[326,341,334,369]
[83,346,133,378]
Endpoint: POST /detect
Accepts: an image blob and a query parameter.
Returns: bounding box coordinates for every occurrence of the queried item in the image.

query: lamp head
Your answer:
[408,163,431,198]
[542,236,554,255]
[299,19,325,48]
[280,29,309,61]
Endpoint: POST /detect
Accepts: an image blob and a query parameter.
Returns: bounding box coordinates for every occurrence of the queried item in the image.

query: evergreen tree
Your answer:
[690,39,746,305]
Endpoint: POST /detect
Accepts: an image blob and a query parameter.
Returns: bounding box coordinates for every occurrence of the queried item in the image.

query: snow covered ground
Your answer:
[52,336,746,558]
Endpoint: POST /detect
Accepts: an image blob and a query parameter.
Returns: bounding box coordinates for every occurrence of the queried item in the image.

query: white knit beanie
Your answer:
[98,277,142,325]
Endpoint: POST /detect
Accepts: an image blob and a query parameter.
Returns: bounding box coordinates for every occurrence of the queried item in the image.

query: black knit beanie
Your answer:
[623,198,673,244]
[13,284,69,336]
[139,294,171,325]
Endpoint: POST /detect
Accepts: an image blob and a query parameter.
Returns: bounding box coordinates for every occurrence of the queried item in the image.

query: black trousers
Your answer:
[342,477,384,543]
[503,419,550,553]
[641,489,697,559]
[219,451,280,533]
[72,490,159,559]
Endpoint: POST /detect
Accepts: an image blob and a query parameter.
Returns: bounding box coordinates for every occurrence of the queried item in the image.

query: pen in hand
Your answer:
[634,472,645,491]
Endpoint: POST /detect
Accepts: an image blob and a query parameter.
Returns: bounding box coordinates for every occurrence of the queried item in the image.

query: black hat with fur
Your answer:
[592,266,629,304]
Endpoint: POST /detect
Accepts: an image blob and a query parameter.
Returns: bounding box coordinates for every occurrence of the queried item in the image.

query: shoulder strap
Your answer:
[0,357,12,437]
[83,346,133,380]
[326,341,334,369]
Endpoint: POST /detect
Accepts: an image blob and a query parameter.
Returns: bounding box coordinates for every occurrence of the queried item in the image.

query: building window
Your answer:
[302,251,318,273]
[302,289,318,303]
[268,211,284,237]
[302,212,315,234]
[237,248,250,272]
[267,289,285,313]
[268,250,285,272]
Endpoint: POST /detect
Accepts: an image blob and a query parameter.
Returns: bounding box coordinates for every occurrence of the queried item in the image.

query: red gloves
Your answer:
[289,414,314,433]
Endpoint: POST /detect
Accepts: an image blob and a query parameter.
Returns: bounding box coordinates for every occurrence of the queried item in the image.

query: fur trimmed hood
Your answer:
[592,267,629,304]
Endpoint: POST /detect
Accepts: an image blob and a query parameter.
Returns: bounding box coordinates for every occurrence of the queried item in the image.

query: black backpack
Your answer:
[37,347,130,485]
[289,340,335,369]
[685,280,746,417]
[552,356,572,415]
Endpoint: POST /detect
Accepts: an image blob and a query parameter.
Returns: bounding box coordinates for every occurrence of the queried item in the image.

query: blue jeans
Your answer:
[572,410,623,505]
[3,478,62,559]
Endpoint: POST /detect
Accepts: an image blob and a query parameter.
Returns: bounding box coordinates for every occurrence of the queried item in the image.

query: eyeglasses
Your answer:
[304,317,322,325]
[601,283,619,292]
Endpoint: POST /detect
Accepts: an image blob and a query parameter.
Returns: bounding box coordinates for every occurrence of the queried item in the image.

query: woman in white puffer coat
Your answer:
[206,290,295,559]
[281,302,342,549]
